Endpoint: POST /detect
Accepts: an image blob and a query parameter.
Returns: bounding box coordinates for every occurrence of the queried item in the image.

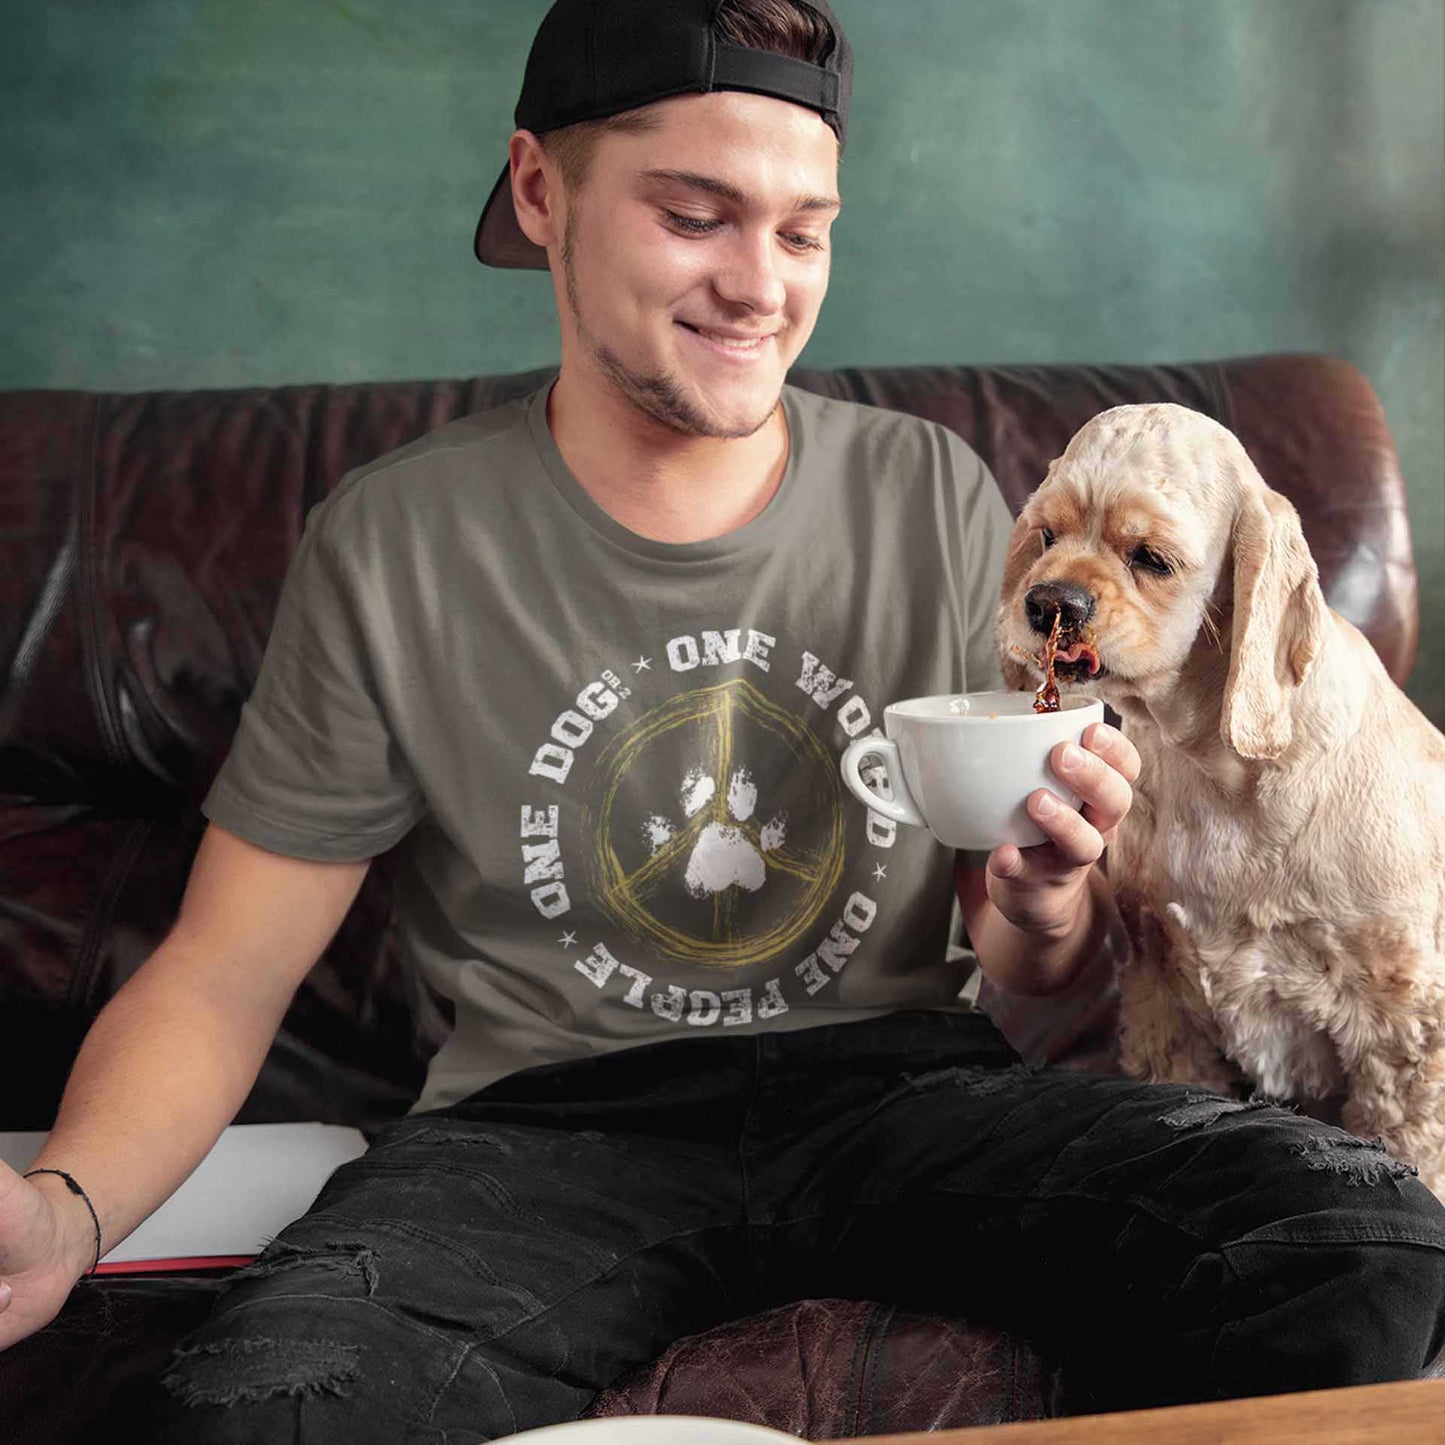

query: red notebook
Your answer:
[1,1123,368,1274]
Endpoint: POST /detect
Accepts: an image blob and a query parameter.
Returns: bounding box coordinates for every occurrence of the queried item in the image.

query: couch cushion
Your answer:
[0,355,1417,1129]
[584,1296,1064,1436]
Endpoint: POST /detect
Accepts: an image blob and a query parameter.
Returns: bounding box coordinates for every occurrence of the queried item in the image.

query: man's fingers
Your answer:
[1082,721,1141,784]
[1051,738,1132,839]
[1026,788,1104,868]
[988,843,1025,881]
[994,725,1139,881]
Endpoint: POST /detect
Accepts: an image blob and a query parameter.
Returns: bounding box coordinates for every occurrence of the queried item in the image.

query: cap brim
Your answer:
[474,162,551,269]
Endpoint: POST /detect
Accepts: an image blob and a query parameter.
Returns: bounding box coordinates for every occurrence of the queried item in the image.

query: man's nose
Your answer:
[1025,581,1095,635]
[714,231,787,314]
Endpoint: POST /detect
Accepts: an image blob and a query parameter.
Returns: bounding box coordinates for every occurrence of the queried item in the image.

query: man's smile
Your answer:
[676,320,779,358]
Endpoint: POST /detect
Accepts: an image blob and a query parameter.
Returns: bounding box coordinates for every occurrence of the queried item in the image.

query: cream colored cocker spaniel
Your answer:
[996,402,1445,1199]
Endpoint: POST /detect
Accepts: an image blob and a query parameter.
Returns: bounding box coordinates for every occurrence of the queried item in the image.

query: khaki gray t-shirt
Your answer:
[201,378,1013,1113]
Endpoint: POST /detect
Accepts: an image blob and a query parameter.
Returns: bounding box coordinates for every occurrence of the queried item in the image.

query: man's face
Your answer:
[553,90,840,439]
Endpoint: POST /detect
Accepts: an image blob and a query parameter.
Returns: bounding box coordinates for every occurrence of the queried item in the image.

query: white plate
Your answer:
[499,1418,803,1443]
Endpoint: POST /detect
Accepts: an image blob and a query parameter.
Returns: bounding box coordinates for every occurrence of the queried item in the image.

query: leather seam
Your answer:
[1208,360,1236,433]
[850,1299,893,1437]
[76,393,125,772]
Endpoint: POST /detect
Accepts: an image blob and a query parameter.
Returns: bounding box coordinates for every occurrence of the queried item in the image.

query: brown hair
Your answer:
[539,0,839,194]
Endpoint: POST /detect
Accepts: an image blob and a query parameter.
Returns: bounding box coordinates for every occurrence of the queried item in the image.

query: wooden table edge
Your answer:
[822,1375,1445,1443]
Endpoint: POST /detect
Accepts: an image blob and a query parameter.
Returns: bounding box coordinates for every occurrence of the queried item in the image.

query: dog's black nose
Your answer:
[1025,581,1095,635]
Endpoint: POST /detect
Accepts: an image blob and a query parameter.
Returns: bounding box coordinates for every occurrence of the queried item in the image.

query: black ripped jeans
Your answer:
[143,1010,1445,1442]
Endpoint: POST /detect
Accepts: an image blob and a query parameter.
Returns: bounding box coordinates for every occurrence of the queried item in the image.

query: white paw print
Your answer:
[643,766,787,899]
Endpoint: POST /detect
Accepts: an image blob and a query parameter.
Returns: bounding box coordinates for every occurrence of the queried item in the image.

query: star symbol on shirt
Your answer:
[558,931,578,948]
[632,656,652,673]
[871,863,888,881]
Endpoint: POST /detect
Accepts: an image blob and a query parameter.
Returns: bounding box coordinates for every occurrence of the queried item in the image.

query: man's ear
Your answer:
[508,129,562,252]
[1220,486,1329,760]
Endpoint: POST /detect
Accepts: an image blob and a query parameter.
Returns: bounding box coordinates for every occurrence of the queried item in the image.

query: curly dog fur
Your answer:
[996,402,1445,1198]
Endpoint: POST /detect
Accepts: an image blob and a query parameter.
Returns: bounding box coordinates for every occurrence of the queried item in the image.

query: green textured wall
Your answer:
[4,0,1442,720]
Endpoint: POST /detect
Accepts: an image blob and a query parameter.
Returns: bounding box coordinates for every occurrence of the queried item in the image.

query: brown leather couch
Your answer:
[0,353,1422,1442]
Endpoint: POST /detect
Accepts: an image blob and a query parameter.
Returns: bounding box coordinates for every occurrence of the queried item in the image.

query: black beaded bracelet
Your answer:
[23,1169,103,1277]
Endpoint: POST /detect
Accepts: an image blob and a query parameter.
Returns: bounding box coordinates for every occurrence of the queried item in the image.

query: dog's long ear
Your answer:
[1220,486,1329,760]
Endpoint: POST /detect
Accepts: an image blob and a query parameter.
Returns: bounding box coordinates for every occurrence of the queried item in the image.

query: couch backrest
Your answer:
[0,354,1417,1130]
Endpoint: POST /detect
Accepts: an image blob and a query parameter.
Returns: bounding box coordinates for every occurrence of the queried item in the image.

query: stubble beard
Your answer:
[561,210,779,441]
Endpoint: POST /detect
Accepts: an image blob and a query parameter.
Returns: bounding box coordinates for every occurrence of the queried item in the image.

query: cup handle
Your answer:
[839,736,927,828]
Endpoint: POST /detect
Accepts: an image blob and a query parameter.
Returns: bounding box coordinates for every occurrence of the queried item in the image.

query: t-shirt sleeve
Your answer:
[950,432,1016,694]
[201,494,426,861]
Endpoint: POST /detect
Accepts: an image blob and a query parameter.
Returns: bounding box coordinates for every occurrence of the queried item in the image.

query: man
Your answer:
[3,1,1443,1439]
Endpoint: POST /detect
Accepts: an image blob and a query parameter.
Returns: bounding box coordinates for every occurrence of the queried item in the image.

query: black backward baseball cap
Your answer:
[475,0,852,268]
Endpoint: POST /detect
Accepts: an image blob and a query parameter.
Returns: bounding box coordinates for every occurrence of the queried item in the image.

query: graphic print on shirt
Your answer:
[589,677,846,967]
[520,626,900,1030]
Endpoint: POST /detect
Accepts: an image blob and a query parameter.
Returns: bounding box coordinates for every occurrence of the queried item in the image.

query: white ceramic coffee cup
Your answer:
[839,690,1105,850]
[498,1417,803,1442]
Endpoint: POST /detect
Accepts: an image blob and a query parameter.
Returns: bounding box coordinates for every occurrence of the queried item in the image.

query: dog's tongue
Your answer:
[1056,640,1102,674]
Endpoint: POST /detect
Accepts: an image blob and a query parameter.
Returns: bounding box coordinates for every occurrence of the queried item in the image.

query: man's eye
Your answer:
[1040,527,1055,549]
[664,210,720,235]
[783,232,825,252]
[1130,545,1173,575]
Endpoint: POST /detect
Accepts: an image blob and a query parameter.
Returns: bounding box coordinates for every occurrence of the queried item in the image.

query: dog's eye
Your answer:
[1129,545,1173,576]
[1040,528,1055,549]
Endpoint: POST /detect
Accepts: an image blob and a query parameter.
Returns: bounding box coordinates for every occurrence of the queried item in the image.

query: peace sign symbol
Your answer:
[586,678,846,968]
